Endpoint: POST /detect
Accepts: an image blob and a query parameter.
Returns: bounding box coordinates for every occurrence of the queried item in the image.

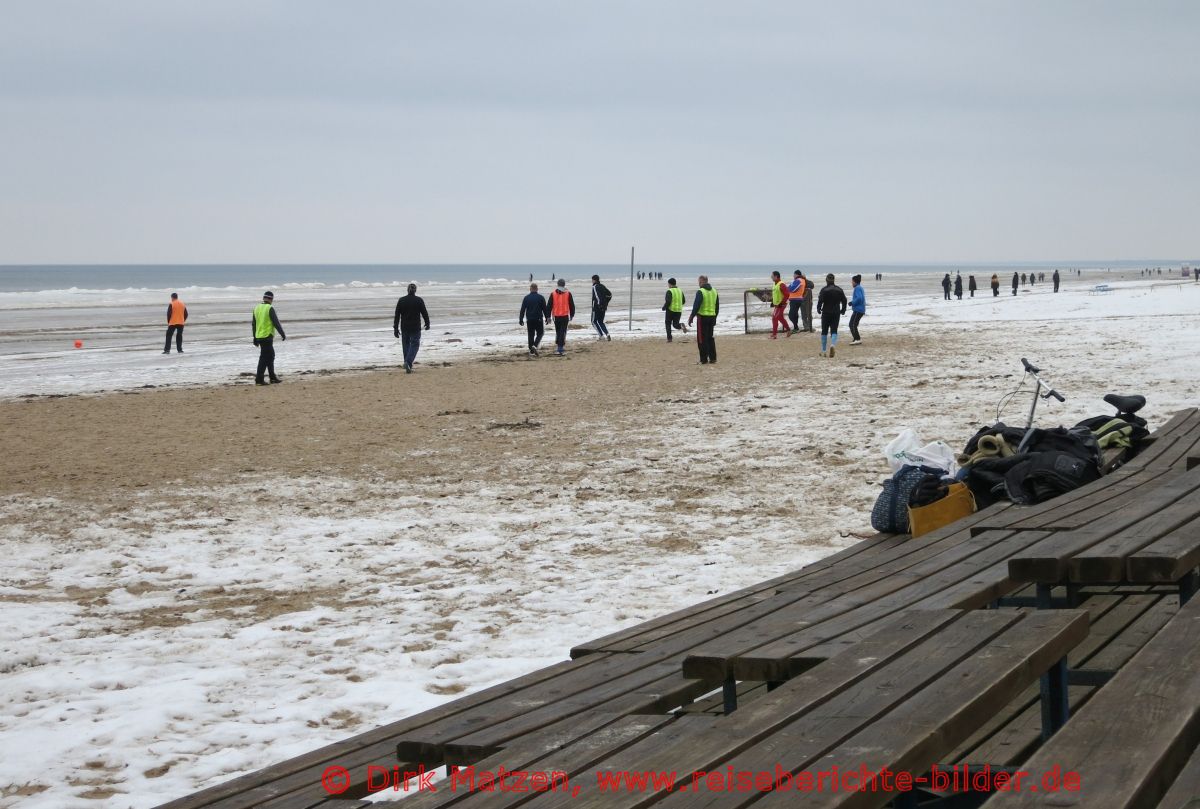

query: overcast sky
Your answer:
[1,1,1197,264]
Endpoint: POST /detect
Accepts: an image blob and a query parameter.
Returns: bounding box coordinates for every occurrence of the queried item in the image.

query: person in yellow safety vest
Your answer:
[768,270,791,339]
[786,270,807,335]
[687,275,719,365]
[661,277,687,342]
[163,292,188,354]
[251,291,286,385]
[549,278,575,356]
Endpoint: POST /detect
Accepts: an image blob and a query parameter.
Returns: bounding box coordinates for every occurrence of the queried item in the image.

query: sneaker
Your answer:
[269,377,282,384]
[606,335,611,341]
[405,366,412,374]
[556,347,564,356]
[829,345,836,358]
[255,380,268,386]
[820,351,826,358]
[851,339,862,345]
[162,350,170,354]
[667,337,672,343]
[177,349,184,353]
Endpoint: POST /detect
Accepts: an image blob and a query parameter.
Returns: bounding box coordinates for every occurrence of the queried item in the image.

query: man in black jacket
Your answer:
[816,273,847,359]
[590,275,612,341]
[518,283,549,356]
[393,283,431,373]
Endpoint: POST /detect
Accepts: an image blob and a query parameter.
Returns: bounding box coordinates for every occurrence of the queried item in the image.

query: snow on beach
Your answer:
[2,276,1200,808]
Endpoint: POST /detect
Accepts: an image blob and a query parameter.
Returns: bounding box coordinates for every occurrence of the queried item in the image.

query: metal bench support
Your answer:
[722,677,737,714]
[1039,656,1070,740]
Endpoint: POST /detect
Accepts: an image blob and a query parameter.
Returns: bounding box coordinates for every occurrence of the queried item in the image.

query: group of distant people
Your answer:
[941,269,1063,300]
[637,271,664,280]
[759,270,865,358]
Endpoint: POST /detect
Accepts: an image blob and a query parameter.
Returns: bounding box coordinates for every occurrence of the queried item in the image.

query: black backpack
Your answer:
[871,464,944,534]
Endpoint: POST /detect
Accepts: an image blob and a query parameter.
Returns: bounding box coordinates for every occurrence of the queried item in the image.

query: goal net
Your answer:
[742,288,776,334]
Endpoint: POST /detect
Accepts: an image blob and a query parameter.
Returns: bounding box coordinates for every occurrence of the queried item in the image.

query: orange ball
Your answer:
[74,340,83,349]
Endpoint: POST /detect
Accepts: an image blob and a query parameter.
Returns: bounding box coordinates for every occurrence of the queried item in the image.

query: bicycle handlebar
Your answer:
[1021,357,1040,374]
[1047,389,1065,403]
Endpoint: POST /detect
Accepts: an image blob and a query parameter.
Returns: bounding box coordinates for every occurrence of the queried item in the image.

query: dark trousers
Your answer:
[696,316,717,363]
[800,295,813,331]
[788,300,801,331]
[665,311,684,340]
[992,286,999,297]
[592,308,609,337]
[821,313,840,336]
[401,329,421,367]
[255,337,277,383]
[526,319,544,351]
[848,312,863,341]
[1054,281,1060,292]
[164,325,183,352]
[1012,286,1018,296]
[553,316,569,348]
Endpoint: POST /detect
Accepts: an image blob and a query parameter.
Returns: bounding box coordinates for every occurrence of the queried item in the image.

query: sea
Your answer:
[0,261,1184,398]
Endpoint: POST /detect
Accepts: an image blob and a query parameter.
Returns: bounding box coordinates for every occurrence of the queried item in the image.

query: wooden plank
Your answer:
[530,611,1015,809]
[700,530,1052,684]
[1068,485,1200,582]
[751,610,1089,809]
[951,593,1174,769]
[979,596,1200,809]
[1008,469,1200,584]
[1126,512,1200,583]
[1156,740,1200,809]
[151,654,613,809]
[365,714,687,809]
[569,536,908,658]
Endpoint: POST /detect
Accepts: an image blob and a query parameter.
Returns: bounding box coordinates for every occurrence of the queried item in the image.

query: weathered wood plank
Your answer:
[1126,512,1200,583]
[978,595,1200,808]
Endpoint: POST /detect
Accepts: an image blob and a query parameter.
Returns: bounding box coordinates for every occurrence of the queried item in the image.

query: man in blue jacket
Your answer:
[849,274,866,345]
[519,283,549,356]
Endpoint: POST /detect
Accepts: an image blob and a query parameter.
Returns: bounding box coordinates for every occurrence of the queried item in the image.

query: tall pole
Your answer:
[628,246,635,331]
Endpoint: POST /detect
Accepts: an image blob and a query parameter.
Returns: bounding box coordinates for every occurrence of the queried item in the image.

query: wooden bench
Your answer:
[978,592,1200,808]
[372,608,1088,809]
[1003,465,1200,607]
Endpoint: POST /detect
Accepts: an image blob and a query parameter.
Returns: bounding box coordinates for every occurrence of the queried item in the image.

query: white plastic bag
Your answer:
[884,429,958,476]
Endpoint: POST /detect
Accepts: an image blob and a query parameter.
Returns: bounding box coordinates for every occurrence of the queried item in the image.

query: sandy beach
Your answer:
[4,281,1200,807]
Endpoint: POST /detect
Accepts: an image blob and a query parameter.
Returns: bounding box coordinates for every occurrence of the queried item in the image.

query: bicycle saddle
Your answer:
[1104,393,1146,415]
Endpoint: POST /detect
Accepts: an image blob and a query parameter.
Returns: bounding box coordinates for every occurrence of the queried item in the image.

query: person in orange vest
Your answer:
[163,292,188,354]
[549,278,575,355]
[786,270,807,335]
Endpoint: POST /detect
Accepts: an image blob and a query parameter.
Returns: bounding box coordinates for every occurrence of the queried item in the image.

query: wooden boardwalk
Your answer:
[157,409,1200,809]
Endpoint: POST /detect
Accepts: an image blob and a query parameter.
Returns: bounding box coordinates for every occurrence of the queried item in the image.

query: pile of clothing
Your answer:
[959,416,1149,508]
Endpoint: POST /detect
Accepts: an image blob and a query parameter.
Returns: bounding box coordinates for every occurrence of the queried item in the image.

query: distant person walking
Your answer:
[953,273,963,300]
[768,270,791,339]
[519,283,549,356]
[549,278,575,356]
[1011,272,1019,296]
[688,275,718,365]
[848,274,866,345]
[590,275,612,341]
[786,270,807,334]
[163,292,188,354]
[662,277,687,342]
[251,291,285,385]
[1029,273,1036,288]
[968,275,977,298]
[816,273,847,358]
[1053,269,1061,292]
[991,274,1000,297]
[941,273,952,301]
[393,283,431,373]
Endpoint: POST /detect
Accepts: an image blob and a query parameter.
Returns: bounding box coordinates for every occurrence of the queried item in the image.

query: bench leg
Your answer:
[1180,569,1199,606]
[892,790,921,809]
[722,677,737,714]
[1039,656,1070,741]
[1036,583,1054,610]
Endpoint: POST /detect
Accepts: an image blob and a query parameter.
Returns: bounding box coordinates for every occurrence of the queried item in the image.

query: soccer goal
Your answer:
[742,288,776,334]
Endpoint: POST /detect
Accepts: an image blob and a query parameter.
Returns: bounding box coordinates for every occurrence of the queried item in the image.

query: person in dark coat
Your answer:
[991,274,1000,297]
[968,275,977,298]
[519,283,549,356]
[393,283,431,373]
[1011,272,1019,296]
[953,273,964,300]
[1053,269,1061,292]
[941,273,952,301]
[816,273,848,358]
